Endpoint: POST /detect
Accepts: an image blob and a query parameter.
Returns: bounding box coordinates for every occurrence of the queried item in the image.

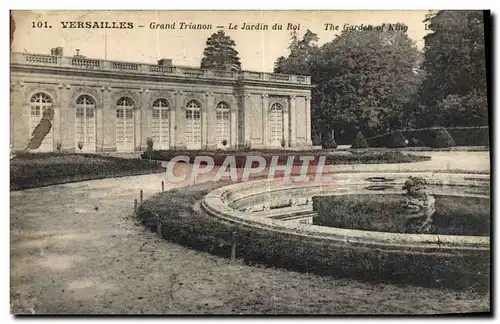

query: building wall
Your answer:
[10,69,312,152]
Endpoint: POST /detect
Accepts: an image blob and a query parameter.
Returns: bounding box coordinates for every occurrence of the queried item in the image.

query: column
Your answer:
[289,95,296,147]
[205,92,216,149]
[261,93,269,147]
[174,90,185,148]
[305,96,312,145]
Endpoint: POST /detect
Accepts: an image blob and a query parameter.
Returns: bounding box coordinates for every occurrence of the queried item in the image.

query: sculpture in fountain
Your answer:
[402,176,436,233]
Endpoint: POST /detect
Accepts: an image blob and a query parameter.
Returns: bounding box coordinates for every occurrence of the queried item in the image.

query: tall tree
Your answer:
[311,24,423,141]
[200,30,242,71]
[273,29,319,75]
[412,10,488,127]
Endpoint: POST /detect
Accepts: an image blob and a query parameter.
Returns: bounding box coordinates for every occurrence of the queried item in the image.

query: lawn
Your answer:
[10,152,164,191]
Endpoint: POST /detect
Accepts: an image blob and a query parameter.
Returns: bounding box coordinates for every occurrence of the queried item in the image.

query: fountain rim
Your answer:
[201,171,490,251]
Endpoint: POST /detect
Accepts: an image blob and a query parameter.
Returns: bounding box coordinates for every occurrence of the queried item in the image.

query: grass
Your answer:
[10,152,163,190]
[313,194,490,236]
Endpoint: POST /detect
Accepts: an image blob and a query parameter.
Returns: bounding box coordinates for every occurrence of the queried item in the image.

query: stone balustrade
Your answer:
[11,52,311,84]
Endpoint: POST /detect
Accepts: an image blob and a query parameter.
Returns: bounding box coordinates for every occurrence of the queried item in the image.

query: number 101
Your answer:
[32,21,50,28]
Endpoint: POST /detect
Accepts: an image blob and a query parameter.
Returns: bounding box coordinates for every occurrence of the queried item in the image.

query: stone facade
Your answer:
[10,51,313,152]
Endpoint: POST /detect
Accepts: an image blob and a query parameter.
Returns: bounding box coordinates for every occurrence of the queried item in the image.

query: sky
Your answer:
[12,10,431,72]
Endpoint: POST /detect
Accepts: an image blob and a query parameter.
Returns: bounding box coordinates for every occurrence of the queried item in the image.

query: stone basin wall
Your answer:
[200,171,490,290]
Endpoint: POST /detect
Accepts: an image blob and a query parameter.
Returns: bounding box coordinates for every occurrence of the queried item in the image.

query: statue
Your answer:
[402,176,436,233]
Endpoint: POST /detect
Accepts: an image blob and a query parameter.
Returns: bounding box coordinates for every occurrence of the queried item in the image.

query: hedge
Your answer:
[137,182,489,291]
[366,126,489,148]
[11,152,163,190]
[141,150,431,166]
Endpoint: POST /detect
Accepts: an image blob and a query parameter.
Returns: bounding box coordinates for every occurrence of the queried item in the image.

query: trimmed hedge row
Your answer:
[366,126,489,148]
[11,152,163,190]
[141,150,431,166]
[137,182,489,291]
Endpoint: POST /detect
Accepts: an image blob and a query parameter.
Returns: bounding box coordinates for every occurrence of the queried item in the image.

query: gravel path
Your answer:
[10,152,490,314]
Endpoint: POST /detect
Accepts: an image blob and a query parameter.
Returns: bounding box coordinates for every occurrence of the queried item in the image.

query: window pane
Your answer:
[76,108,85,118]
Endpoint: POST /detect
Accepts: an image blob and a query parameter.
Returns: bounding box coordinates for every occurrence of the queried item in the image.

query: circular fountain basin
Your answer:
[201,172,490,289]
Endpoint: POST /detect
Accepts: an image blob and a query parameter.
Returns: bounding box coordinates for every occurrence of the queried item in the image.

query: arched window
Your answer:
[151,98,170,149]
[216,101,230,148]
[270,102,283,111]
[269,102,284,145]
[185,100,201,119]
[116,97,135,151]
[29,92,54,151]
[184,100,201,148]
[75,94,96,152]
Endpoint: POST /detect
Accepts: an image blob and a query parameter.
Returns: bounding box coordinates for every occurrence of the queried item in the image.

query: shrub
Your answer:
[221,139,228,147]
[351,131,369,149]
[387,130,408,148]
[432,128,455,148]
[147,137,154,151]
[141,149,430,166]
[321,134,338,149]
[56,141,62,151]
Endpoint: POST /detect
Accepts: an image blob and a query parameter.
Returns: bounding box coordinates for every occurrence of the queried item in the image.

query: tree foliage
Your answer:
[200,30,242,71]
[274,29,319,75]
[411,10,488,127]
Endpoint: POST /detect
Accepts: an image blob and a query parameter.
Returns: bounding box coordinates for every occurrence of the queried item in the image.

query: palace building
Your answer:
[10,48,313,152]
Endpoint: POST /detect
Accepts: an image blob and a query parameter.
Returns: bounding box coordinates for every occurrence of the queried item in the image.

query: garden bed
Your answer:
[10,152,164,190]
[137,181,489,291]
[141,149,431,166]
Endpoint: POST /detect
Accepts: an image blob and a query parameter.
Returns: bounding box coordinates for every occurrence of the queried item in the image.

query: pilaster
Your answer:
[243,93,252,146]
[101,86,115,152]
[10,81,27,150]
[137,88,148,150]
[289,95,296,147]
[261,93,269,146]
[283,100,289,148]
[174,90,185,148]
[230,107,237,148]
[305,96,312,145]
[58,83,72,151]
[205,92,216,149]
[169,98,176,149]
